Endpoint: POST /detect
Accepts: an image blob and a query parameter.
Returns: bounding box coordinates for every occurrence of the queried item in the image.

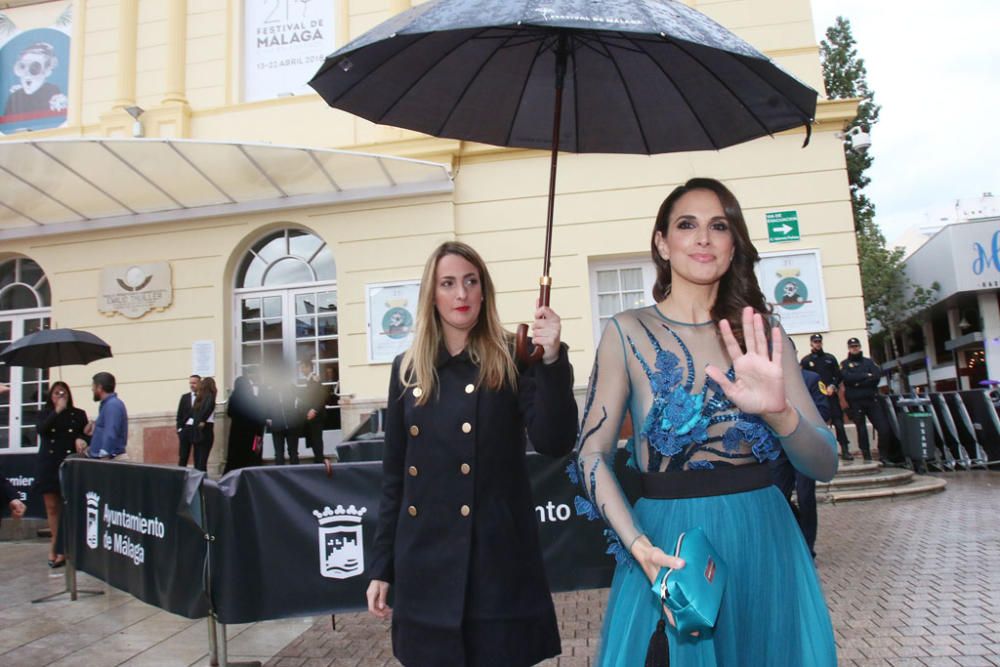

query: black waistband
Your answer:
[639,463,772,500]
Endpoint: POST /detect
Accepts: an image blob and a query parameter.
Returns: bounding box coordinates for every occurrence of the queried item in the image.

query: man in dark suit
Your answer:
[266,378,301,465]
[770,368,828,557]
[800,333,852,461]
[176,374,200,467]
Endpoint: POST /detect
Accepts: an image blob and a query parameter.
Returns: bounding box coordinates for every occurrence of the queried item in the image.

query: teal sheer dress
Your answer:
[571,306,838,666]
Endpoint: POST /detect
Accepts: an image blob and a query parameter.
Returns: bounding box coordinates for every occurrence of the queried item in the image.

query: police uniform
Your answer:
[841,342,900,462]
[800,336,851,458]
[370,342,578,667]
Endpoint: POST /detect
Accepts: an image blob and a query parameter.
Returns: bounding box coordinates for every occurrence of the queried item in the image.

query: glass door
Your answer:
[0,313,50,452]
[235,283,340,459]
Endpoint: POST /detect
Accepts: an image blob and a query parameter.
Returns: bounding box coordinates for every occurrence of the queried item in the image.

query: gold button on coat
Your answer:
[408,466,418,477]
[408,505,418,517]
[460,505,471,517]
[465,383,475,394]
[461,422,472,434]
[409,425,420,437]
[413,387,423,398]
[460,463,471,475]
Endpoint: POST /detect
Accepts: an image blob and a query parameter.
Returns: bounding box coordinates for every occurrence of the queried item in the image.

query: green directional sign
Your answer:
[766,211,800,243]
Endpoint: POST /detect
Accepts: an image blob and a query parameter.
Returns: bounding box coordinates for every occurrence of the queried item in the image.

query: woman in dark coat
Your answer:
[224,376,265,473]
[184,377,217,472]
[367,241,579,667]
[34,381,88,567]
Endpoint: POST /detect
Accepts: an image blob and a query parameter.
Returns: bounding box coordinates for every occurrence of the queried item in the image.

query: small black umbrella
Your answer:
[309,0,817,361]
[0,328,112,369]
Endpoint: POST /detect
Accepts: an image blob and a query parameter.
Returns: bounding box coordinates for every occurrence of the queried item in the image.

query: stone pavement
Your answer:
[267,471,1000,667]
[1,471,998,666]
[0,540,319,666]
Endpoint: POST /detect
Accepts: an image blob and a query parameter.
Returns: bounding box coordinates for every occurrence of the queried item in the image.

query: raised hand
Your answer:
[705,306,787,416]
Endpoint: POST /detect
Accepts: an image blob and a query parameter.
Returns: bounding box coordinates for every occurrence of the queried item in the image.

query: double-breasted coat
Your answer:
[370,342,579,667]
[34,407,88,494]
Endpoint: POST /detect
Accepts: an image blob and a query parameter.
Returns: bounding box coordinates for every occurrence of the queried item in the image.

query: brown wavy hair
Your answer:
[650,177,772,348]
[400,241,517,405]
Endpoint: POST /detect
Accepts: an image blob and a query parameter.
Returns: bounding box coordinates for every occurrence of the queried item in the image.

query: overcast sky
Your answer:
[809,0,1000,243]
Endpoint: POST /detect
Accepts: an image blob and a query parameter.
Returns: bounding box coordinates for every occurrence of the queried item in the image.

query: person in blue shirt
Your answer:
[78,372,128,459]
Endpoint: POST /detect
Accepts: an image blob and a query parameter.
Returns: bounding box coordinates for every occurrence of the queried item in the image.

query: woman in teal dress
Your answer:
[572,178,839,666]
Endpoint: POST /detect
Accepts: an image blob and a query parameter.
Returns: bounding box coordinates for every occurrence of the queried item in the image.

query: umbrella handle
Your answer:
[515,279,551,366]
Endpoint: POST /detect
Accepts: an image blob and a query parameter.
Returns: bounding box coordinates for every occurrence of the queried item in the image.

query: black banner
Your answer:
[203,462,383,624]
[61,458,210,619]
[527,453,617,592]
[2,452,47,519]
[204,454,615,624]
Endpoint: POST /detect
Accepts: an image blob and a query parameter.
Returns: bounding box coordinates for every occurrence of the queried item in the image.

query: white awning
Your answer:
[0,138,454,240]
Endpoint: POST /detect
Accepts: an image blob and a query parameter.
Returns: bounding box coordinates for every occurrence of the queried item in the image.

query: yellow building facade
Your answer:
[0,0,864,468]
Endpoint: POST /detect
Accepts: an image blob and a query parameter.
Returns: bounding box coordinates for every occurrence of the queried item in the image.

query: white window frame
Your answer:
[588,258,657,346]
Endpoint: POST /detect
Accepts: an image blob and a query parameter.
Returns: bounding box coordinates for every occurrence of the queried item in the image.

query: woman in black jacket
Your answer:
[34,381,88,567]
[367,241,579,667]
[187,377,217,472]
[224,376,265,473]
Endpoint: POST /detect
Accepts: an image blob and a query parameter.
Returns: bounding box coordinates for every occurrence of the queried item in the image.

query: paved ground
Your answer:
[267,471,1000,667]
[2,471,998,666]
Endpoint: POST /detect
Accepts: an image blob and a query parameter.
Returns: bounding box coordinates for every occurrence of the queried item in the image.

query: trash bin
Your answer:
[899,412,936,463]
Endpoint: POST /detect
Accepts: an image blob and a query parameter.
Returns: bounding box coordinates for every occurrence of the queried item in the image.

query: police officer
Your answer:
[839,337,898,463]
[800,333,852,461]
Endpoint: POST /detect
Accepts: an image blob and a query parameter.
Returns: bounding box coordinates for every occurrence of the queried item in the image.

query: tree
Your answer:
[821,17,937,391]
[820,16,880,233]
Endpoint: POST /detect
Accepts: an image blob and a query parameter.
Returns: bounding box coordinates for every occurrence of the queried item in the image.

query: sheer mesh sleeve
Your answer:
[777,330,839,482]
[571,318,642,565]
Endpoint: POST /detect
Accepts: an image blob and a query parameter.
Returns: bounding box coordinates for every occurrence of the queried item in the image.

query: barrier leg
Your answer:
[207,615,219,666]
[32,557,104,604]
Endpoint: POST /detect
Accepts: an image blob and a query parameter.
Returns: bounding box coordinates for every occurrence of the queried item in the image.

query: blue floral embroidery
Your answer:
[604,529,630,566]
[570,315,784,568]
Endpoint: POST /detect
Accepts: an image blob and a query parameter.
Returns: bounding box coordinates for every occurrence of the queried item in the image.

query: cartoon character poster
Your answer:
[0,4,71,134]
[755,249,829,335]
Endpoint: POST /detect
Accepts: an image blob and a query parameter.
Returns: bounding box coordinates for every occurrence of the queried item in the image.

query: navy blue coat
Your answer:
[370,342,578,665]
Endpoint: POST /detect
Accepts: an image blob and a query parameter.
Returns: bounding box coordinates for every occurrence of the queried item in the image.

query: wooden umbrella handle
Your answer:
[515,279,551,365]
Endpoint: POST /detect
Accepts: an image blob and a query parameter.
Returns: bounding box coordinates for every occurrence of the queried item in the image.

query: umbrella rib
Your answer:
[665,40,776,140]
[321,31,436,106]
[375,26,495,126]
[594,32,652,154]
[433,31,522,137]
[630,37,721,150]
[504,37,550,147]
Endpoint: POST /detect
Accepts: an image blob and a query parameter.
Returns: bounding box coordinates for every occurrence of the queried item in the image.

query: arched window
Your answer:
[0,257,51,311]
[0,257,51,452]
[234,229,341,446]
[237,229,336,289]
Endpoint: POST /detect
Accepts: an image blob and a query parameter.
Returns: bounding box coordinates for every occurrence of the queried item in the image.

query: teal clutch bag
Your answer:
[650,527,728,635]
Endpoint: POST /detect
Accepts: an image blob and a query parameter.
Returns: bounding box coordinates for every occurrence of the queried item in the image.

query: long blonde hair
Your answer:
[400,242,517,404]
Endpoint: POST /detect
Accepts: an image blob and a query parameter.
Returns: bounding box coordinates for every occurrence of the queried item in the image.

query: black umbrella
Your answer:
[0,328,112,369]
[309,0,817,361]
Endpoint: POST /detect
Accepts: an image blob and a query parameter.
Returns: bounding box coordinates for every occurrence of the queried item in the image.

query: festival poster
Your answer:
[755,249,829,335]
[0,3,71,134]
[366,281,419,363]
[243,0,336,102]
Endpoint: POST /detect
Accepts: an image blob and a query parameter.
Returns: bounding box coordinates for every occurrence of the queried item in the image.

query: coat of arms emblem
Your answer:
[313,504,367,579]
[86,492,100,550]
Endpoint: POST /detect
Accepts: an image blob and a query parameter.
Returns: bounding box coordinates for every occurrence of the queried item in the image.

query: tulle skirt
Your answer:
[597,485,837,667]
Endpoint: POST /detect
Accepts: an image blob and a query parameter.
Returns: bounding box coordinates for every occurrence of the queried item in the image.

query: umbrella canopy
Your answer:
[0,328,112,369]
[309,0,818,361]
[309,0,817,154]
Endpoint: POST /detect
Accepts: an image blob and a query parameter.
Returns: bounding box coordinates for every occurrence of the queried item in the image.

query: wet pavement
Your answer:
[2,470,998,666]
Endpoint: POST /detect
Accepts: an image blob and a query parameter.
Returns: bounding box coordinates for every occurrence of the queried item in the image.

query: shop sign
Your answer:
[99,262,172,319]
